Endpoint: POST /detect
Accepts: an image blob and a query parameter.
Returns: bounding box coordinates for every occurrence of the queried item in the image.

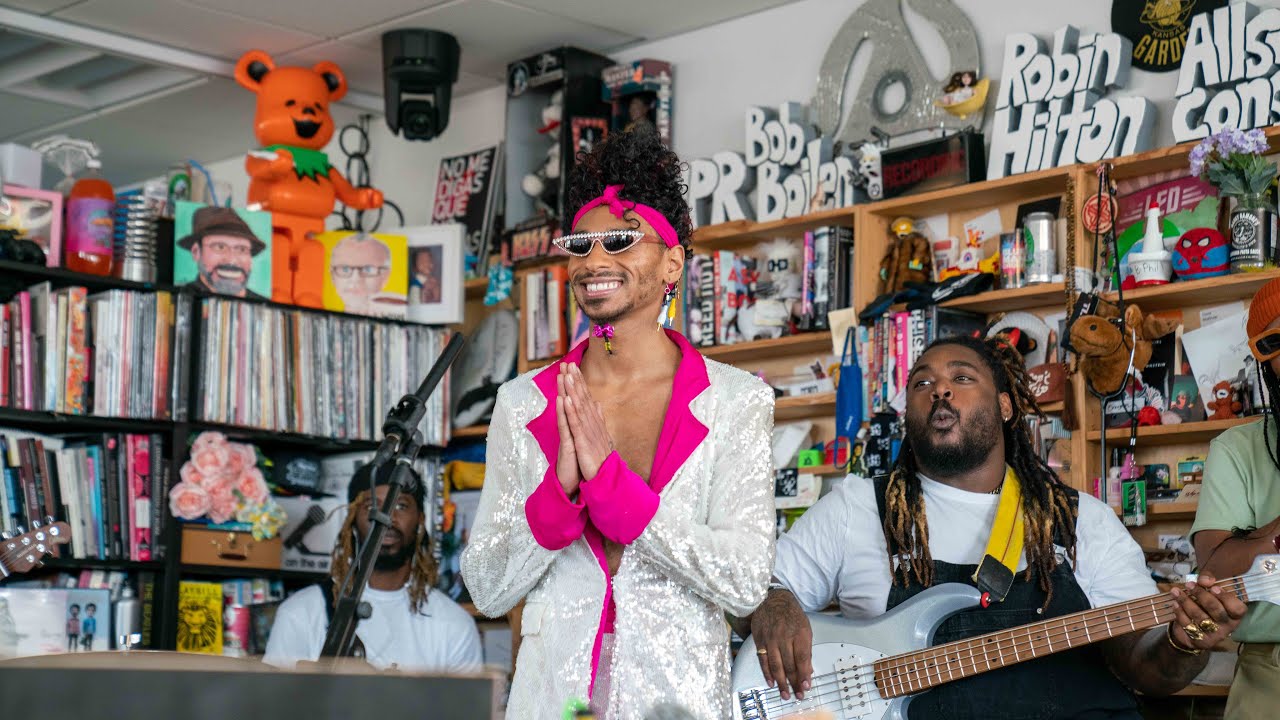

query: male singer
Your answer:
[264,462,482,672]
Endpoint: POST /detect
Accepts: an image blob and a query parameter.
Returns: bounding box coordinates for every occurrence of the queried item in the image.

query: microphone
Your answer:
[283,505,326,551]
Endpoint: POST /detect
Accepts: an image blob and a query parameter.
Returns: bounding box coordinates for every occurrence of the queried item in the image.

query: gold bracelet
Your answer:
[1166,623,1203,656]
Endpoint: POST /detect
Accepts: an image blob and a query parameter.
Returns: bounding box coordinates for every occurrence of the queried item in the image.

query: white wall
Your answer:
[196,0,1259,217]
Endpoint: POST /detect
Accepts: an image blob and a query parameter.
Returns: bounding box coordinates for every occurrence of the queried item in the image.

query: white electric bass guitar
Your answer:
[733,554,1280,720]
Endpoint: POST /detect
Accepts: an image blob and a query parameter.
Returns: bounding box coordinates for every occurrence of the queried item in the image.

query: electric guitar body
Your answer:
[732,583,981,720]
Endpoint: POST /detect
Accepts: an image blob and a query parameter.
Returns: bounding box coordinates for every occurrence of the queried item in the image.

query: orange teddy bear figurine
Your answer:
[235,50,383,307]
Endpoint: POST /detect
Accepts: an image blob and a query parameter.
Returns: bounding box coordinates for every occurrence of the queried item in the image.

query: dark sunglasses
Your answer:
[553,230,663,257]
[1250,328,1280,362]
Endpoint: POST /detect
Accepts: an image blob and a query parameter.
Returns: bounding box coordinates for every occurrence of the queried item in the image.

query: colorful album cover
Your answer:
[176,581,223,655]
[173,201,273,300]
[316,231,408,319]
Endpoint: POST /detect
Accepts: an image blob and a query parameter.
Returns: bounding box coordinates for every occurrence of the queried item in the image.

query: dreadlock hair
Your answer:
[564,123,694,253]
[1256,361,1280,473]
[329,491,438,615]
[881,334,1079,608]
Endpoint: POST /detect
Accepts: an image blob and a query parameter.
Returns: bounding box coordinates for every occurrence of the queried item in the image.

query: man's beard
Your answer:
[202,265,248,295]
[373,541,414,571]
[575,265,662,326]
[906,398,1002,477]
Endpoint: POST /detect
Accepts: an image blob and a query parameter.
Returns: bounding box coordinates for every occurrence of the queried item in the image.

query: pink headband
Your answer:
[570,184,680,248]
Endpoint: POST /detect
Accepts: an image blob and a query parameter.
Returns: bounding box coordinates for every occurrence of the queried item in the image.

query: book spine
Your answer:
[1,303,9,407]
[103,435,122,559]
[149,433,165,560]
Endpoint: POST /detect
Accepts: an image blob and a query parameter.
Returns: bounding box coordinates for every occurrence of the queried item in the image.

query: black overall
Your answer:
[874,478,1142,720]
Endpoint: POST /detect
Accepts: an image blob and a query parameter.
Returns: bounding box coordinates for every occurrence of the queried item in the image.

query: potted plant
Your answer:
[1189,127,1277,271]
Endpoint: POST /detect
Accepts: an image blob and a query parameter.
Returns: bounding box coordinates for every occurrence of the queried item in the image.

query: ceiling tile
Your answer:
[0,89,85,144]
[346,0,637,80]
[185,0,451,40]
[507,0,799,39]
[0,0,86,14]
[279,41,384,95]
[8,78,261,186]
[54,0,323,58]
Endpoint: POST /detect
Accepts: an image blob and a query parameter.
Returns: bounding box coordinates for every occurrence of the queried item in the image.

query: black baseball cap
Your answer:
[348,462,425,509]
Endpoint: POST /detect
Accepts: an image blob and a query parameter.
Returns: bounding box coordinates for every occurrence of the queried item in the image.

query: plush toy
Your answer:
[521,89,563,216]
[878,218,932,296]
[1172,228,1230,280]
[1205,380,1243,420]
[752,238,803,337]
[235,51,383,308]
[1070,303,1179,396]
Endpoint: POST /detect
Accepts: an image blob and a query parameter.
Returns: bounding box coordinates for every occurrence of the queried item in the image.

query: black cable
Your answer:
[334,114,405,232]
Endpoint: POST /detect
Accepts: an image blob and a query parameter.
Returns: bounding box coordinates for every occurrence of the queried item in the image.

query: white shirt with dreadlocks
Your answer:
[774,473,1157,617]
[263,584,483,672]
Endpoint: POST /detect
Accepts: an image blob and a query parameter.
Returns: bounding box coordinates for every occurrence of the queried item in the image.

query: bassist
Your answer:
[745,335,1246,718]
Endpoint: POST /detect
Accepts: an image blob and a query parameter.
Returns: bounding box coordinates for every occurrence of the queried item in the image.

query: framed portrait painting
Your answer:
[400,223,465,325]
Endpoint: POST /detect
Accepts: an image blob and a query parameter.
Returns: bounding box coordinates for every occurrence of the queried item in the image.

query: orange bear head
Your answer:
[234,50,346,150]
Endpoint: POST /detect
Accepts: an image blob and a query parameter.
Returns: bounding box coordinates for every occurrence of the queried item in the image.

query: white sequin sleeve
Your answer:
[460,384,559,618]
[630,381,777,617]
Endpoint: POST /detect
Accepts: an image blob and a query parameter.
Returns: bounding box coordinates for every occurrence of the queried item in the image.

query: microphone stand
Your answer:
[319,331,467,662]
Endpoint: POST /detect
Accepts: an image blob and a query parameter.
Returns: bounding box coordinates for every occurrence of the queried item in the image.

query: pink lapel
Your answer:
[526,329,710,495]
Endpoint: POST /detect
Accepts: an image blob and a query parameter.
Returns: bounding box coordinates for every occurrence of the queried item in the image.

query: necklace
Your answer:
[988,482,1004,495]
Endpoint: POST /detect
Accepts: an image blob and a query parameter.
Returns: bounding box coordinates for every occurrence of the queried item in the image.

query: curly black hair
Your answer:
[564,125,694,252]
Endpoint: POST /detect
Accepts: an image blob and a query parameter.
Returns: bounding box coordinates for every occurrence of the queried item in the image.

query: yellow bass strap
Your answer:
[972,466,1024,607]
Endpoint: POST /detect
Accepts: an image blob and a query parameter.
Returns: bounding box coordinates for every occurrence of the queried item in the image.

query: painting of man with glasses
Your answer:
[320,231,408,318]
[175,204,272,300]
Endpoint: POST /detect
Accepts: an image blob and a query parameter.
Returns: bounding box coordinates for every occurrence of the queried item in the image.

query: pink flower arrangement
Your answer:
[170,432,283,537]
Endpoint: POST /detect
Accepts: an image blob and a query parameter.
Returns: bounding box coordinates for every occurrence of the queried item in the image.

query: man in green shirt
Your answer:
[1192,276,1280,718]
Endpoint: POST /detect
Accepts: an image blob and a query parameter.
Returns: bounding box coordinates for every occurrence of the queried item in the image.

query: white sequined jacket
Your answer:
[461,331,777,719]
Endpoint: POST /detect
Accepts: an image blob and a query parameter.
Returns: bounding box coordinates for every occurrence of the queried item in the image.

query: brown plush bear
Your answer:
[878,227,932,296]
[1069,303,1179,396]
[1205,381,1242,420]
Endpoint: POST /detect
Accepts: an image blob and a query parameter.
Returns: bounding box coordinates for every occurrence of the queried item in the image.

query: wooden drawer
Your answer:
[180,525,282,570]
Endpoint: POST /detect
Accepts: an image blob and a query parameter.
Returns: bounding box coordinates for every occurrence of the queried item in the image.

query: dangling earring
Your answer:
[662,280,679,328]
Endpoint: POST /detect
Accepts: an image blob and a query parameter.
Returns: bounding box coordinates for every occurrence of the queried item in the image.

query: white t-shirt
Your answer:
[774,474,1158,617]
[263,584,483,673]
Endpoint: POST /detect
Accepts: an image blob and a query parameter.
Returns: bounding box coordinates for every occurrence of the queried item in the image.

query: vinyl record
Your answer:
[987,311,1051,368]
[451,309,518,428]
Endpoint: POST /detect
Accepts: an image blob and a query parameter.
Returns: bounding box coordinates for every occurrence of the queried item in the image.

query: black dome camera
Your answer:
[382,29,460,142]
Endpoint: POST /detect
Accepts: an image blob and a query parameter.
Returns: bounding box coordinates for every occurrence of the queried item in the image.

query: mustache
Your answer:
[573,271,625,284]
[929,399,958,421]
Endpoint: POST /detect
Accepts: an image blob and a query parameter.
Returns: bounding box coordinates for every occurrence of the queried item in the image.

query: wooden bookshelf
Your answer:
[775,392,836,421]
[701,333,833,363]
[1103,269,1280,312]
[690,206,856,248]
[180,564,328,583]
[862,164,1074,218]
[1087,417,1261,446]
[465,276,488,300]
[797,464,845,476]
[453,424,489,440]
[1111,502,1200,520]
[937,282,1068,313]
[1109,124,1280,181]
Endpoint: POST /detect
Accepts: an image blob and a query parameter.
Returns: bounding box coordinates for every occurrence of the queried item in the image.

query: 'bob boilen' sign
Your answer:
[989,26,1154,179]
[1173,1,1280,142]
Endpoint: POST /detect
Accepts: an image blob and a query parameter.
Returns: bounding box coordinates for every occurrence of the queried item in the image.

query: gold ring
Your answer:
[1184,623,1205,642]
[756,648,769,656]
[1199,619,1219,635]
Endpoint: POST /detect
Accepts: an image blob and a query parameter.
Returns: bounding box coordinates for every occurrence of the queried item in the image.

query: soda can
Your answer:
[999,232,1026,289]
[1024,212,1057,284]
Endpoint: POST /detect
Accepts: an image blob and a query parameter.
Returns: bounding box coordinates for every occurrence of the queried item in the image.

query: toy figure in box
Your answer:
[877,217,931,295]
[234,51,383,308]
[602,59,673,146]
[521,89,563,217]
[751,238,803,339]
